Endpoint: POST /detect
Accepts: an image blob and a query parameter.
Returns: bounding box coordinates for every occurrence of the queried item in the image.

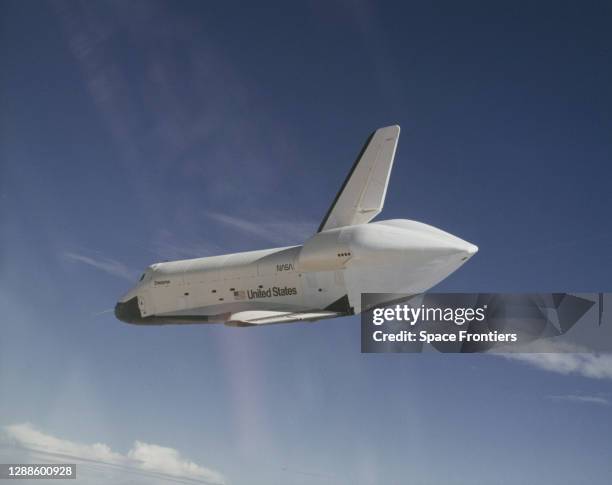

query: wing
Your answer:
[226,310,341,326]
[318,125,400,232]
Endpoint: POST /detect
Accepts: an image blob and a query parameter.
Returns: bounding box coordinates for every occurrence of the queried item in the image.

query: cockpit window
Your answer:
[139,273,145,282]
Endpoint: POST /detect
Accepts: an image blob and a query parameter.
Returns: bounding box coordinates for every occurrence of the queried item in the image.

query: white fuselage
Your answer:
[115,219,477,325]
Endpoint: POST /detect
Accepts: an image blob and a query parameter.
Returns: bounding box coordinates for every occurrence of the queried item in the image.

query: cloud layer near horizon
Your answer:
[2,423,225,485]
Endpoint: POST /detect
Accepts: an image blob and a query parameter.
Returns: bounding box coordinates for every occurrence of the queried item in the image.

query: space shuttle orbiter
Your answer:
[115,125,477,326]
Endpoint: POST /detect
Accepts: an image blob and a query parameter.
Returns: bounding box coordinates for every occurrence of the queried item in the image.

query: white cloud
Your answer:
[4,423,123,464]
[128,441,224,483]
[3,423,225,485]
[547,394,610,406]
[500,341,612,380]
[63,252,135,281]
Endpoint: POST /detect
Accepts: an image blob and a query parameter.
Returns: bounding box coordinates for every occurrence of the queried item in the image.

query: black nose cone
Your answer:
[114,297,143,324]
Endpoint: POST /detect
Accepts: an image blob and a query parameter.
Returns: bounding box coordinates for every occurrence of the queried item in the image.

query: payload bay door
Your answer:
[256,247,304,307]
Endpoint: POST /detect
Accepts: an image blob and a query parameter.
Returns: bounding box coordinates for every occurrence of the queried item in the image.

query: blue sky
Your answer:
[1,1,612,483]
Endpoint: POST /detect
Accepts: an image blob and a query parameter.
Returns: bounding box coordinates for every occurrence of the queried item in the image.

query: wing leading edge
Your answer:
[226,310,341,326]
[317,125,400,232]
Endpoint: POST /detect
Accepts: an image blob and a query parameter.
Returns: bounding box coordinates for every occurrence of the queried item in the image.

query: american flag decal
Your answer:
[234,290,246,300]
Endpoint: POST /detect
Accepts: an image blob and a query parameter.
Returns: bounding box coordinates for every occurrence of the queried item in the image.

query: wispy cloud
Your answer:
[63,252,135,281]
[500,341,612,380]
[53,0,322,272]
[547,394,610,406]
[2,423,225,485]
[54,1,306,210]
[149,229,220,261]
[207,212,314,246]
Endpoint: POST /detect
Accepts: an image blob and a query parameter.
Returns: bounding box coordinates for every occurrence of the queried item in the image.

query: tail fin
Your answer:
[318,125,400,232]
